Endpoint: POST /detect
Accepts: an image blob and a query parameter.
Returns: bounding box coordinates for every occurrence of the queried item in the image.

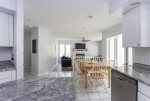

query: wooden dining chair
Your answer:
[74,61,86,86]
[88,64,107,92]
[102,59,114,78]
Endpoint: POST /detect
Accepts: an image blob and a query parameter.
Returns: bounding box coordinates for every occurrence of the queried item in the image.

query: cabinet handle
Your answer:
[137,43,140,46]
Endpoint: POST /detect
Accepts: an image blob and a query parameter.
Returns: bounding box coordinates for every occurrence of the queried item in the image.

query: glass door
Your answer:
[59,44,65,59]
[59,44,72,62]
[66,45,71,57]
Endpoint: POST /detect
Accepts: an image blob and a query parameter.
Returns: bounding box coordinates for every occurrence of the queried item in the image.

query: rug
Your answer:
[62,67,73,71]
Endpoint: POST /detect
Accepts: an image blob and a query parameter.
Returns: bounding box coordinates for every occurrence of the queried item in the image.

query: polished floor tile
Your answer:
[24,64,111,101]
[51,64,111,101]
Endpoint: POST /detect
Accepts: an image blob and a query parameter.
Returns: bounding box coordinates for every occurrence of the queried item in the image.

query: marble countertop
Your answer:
[0,77,76,101]
[111,63,150,86]
[0,60,15,72]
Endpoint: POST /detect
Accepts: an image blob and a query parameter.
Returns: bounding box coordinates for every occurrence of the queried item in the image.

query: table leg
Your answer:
[108,67,111,88]
[85,74,87,88]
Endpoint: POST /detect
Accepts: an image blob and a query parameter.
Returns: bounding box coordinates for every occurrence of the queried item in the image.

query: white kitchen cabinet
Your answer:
[138,93,150,101]
[0,71,11,79]
[123,4,150,47]
[0,70,16,84]
[0,78,12,84]
[0,12,13,47]
[138,82,150,101]
[11,70,16,81]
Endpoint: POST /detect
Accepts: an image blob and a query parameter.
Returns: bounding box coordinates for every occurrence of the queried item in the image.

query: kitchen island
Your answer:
[0,60,16,84]
[0,77,76,101]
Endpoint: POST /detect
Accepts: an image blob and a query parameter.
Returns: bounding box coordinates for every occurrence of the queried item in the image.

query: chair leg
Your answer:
[102,79,107,93]
[87,76,92,85]
[93,80,96,92]
[73,73,77,81]
[76,75,80,86]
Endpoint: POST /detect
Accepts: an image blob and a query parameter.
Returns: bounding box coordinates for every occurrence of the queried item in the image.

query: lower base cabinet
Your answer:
[138,82,150,101]
[0,70,16,84]
[138,93,150,101]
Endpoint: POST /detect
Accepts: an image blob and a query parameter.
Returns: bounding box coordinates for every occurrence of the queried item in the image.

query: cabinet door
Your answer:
[0,12,9,46]
[123,7,141,47]
[0,78,11,84]
[138,93,150,101]
[11,70,16,81]
[8,15,14,46]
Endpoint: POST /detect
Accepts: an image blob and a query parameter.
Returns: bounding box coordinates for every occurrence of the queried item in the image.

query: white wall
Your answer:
[0,0,16,12]
[24,30,31,68]
[133,48,150,65]
[38,27,57,74]
[86,41,102,56]
[31,27,57,75]
[58,40,102,57]
[109,0,127,16]
[0,48,13,61]
[102,23,122,59]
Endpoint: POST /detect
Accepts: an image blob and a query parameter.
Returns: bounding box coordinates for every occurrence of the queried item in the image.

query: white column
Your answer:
[14,0,24,79]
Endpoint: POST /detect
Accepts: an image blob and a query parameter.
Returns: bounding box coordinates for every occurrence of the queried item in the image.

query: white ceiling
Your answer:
[24,0,121,40]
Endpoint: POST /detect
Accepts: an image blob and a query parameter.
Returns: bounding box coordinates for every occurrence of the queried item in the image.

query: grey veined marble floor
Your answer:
[0,76,76,101]
[0,69,111,101]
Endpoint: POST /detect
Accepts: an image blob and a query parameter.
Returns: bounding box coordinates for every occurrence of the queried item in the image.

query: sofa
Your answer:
[61,56,72,67]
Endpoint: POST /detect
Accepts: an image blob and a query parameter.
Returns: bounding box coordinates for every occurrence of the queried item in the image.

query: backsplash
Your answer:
[133,48,150,65]
[0,48,13,61]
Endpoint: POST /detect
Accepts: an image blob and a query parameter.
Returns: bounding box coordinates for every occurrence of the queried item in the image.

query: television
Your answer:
[75,43,86,49]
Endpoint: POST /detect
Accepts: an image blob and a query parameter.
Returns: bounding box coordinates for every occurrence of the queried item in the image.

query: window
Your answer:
[128,48,133,66]
[66,45,71,57]
[107,34,132,67]
[59,44,71,58]
[109,37,115,62]
[59,44,65,58]
[116,35,125,67]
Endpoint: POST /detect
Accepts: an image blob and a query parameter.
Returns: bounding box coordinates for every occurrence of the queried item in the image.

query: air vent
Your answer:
[131,2,141,6]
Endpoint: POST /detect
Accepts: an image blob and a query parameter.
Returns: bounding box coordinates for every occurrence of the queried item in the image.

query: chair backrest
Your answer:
[74,61,81,72]
[89,64,104,78]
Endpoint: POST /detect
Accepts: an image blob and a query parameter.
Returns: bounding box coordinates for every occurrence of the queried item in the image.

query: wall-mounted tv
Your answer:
[75,43,86,49]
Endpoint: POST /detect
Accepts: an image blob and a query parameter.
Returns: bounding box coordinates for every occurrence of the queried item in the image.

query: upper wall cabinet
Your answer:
[123,4,150,47]
[0,12,13,47]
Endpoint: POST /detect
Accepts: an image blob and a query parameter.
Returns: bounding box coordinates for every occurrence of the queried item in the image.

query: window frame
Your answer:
[107,34,132,67]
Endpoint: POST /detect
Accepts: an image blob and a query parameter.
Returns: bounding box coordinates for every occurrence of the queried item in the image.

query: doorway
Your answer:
[59,44,71,63]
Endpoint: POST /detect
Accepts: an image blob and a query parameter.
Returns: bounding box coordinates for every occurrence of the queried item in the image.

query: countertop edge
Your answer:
[111,68,150,87]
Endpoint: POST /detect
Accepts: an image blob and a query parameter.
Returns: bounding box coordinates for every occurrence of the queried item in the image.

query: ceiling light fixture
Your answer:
[82,27,85,30]
[87,15,93,19]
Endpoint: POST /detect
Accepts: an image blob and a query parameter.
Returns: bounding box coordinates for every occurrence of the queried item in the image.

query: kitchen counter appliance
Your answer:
[111,70,138,101]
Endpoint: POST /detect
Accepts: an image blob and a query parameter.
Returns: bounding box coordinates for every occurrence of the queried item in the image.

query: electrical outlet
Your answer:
[143,56,148,65]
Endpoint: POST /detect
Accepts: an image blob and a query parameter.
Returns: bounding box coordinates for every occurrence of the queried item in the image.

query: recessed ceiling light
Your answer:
[131,2,141,6]
[87,15,93,19]
[82,27,85,30]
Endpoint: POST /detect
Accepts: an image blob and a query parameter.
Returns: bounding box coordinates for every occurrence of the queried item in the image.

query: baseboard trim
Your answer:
[31,71,49,77]
[50,63,58,71]
[38,72,49,76]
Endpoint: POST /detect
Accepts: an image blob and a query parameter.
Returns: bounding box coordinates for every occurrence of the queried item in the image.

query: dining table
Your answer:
[80,61,111,88]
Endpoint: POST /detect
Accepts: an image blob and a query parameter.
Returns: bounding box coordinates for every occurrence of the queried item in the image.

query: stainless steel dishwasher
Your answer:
[111,70,138,101]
